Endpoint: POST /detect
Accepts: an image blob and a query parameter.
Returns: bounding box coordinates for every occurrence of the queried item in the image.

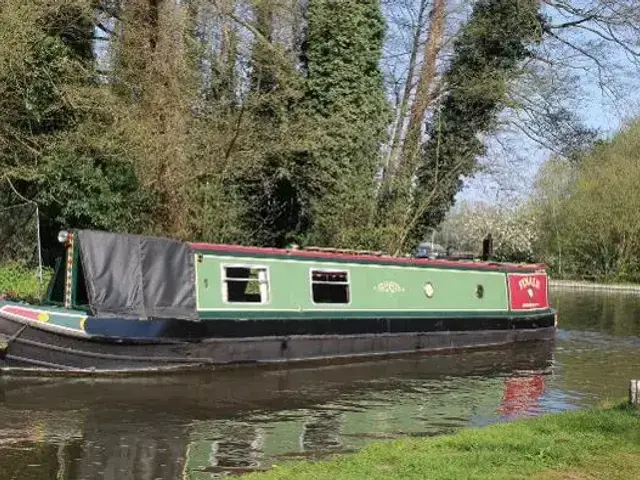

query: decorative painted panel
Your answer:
[507,273,549,311]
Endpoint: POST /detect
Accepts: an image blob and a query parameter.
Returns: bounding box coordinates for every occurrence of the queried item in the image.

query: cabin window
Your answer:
[311,270,350,304]
[222,266,269,303]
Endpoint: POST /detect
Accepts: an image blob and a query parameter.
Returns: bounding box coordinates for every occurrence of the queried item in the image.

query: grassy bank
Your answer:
[246,403,640,480]
[0,263,50,302]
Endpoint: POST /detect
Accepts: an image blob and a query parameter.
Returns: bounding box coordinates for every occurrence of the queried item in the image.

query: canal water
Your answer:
[1,289,639,479]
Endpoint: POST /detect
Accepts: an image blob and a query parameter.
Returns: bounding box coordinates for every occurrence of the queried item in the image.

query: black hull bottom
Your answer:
[0,314,556,374]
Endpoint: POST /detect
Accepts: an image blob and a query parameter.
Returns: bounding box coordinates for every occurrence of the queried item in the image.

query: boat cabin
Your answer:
[45,230,550,321]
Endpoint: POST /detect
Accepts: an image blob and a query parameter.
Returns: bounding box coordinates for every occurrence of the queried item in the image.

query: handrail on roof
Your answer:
[301,245,388,257]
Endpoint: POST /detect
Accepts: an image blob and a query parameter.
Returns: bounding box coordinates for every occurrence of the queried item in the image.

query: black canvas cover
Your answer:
[76,230,198,321]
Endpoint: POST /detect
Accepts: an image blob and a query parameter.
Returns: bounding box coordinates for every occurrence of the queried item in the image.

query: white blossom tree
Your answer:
[436,201,538,262]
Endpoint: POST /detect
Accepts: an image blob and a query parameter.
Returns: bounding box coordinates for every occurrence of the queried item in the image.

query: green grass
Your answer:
[245,403,640,480]
[0,263,51,303]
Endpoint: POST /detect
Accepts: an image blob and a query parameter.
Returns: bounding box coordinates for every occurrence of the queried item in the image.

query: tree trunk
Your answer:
[396,0,446,185]
[382,0,430,187]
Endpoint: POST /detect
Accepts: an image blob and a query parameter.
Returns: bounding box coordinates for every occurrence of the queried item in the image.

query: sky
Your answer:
[459,86,640,205]
[457,2,640,205]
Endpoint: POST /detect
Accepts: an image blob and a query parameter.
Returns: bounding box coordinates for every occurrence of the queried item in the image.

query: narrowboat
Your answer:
[0,230,556,373]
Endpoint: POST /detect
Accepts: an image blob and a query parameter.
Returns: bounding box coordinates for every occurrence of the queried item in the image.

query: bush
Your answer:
[0,263,52,303]
[532,121,640,281]
[436,202,538,263]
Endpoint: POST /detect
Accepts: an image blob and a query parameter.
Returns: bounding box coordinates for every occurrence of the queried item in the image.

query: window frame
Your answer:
[309,268,351,305]
[220,263,271,305]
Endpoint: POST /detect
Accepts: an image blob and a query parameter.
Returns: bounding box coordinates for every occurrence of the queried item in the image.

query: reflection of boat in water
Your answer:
[0,342,554,479]
[0,405,85,479]
[498,375,546,417]
[1,341,554,415]
[0,404,188,480]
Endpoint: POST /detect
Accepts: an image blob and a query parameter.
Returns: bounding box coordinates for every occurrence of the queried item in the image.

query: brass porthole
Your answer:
[424,282,435,298]
[476,284,484,299]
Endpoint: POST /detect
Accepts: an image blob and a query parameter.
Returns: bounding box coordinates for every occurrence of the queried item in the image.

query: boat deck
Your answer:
[189,243,547,272]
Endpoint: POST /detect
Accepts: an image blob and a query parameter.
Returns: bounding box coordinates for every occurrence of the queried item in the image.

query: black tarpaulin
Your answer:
[76,230,199,321]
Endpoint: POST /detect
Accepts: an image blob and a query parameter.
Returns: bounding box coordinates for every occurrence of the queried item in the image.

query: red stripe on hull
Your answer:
[1,305,42,322]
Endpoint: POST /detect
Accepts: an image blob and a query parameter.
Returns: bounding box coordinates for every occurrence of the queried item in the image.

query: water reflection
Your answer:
[1,343,554,479]
[2,289,640,479]
[552,289,640,337]
[549,290,640,404]
[498,375,546,418]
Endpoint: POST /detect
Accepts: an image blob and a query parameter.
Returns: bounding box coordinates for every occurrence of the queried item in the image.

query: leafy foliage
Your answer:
[236,0,309,247]
[0,0,545,270]
[36,131,154,233]
[302,0,391,248]
[438,202,538,263]
[410,0,544,246]
[0,263,52,302]
[0,0,154,259]
[532,122,640,281]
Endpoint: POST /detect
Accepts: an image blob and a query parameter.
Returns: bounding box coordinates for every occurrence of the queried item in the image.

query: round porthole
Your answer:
[424,282,435,298]
[476,284,484,299]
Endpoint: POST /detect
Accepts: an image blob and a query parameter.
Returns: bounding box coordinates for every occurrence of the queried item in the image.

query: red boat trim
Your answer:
[0,305,88,338]
[1,305,43,322]
[189,243,547,272]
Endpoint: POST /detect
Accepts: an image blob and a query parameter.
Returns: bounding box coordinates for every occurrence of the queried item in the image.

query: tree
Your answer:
[394,0,447,190]
[405,0,544,249]
[377,0,448,243]
[457,0,640,205]
[437,201,539,263]
[532,122,640,281]
[301,0,390,248]
[530,156,575,276]
[382,0,431,185]
[232,0,309,247]
[5,0,640,268]
[0,1,153,258]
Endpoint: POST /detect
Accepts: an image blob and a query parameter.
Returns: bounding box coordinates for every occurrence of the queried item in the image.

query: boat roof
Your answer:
[189,242,547,273]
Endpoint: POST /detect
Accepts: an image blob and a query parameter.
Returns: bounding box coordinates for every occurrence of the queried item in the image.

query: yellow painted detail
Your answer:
[34,422,46,442]
[80,317,87,331]
[37,312,50,323]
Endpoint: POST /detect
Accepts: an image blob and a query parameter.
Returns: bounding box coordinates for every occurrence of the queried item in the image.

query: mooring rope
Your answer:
[0,325,28,356]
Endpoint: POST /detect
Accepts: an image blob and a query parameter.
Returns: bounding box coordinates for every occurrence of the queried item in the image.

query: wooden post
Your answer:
[630,380,640,406]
